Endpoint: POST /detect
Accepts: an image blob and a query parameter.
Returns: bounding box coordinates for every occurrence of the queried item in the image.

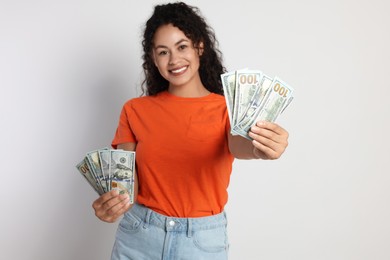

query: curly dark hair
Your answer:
[141,2,226,96]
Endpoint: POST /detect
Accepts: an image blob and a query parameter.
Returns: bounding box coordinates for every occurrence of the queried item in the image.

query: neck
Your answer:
[168,83,210,98]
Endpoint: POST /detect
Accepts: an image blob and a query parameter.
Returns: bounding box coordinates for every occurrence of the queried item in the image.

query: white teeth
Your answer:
[171,67,187,73]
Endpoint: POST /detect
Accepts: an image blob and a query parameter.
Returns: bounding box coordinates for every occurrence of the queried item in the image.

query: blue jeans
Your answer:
[111,203,229,260]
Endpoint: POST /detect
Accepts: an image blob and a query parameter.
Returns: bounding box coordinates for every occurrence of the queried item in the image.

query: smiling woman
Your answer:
[152,24,206,97]
[141,2,225,96]
[91,2,289,259]
[2,0,388,259]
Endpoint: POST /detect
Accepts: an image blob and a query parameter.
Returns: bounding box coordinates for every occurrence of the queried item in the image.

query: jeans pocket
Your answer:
[118,212,142,234]
[193,226,228,253]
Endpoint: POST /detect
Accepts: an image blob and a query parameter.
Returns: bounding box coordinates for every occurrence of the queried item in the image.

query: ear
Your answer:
[197,42,204,56]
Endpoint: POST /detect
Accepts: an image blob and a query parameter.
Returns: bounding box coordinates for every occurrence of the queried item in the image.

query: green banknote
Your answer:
[222,68,294,140]
[110,150,136,204]
[254,77,294,123]
[221,71,236,128]
[232,70,263,128]
[76,148,136,204]
[76,158,104,195]
[86,149,109,192]
[233,75,273,138]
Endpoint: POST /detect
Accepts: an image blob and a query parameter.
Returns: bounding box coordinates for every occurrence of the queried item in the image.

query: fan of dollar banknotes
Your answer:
[221,69,294,139]
[76,148,136,203]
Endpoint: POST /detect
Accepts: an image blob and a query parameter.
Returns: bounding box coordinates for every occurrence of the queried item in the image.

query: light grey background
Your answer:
[1,0,389,259]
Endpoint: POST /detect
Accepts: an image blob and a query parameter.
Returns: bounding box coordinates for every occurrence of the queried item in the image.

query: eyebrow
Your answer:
[154,39,189,49]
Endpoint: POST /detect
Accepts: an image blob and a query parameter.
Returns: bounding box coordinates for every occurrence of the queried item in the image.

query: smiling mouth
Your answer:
[169,66,188,75]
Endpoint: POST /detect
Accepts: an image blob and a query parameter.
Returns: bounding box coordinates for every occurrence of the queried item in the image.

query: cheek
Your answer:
[154,56,167,69]
[154,65,165,78]
[190,55,201,69]
[152,52,161,67]
[153,58,164,72]
[154,60,169,79]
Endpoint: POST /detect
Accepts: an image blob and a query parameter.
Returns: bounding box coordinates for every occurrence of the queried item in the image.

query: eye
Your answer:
[158,50,168,56]
[178,44,188,50]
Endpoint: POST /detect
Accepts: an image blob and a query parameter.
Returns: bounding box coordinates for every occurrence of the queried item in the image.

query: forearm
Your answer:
[228,133,259,159]
[228,121,289,160]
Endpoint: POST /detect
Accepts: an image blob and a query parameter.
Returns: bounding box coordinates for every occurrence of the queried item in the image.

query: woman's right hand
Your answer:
[92,190,132,223]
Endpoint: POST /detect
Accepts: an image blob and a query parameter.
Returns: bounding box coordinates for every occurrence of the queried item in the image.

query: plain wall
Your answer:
[1,0,389,259]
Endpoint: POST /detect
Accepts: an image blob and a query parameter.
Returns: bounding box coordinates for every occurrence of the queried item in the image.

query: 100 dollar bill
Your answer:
[234,77,294,139]
[76,149,136,204]
[232,70,263,128]
[76,159,104,195]
[221,71,236,127]
[110,150,136,204]
[232,75,273,137]
[222,68,295,140]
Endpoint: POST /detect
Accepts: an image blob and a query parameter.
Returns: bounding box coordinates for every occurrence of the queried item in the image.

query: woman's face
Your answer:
[152,24,203,91]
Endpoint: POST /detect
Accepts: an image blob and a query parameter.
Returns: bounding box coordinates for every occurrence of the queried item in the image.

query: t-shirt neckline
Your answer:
[159,90,217,101]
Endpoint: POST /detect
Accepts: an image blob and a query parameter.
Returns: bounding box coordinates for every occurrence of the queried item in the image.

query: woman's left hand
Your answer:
[248,121,289,160]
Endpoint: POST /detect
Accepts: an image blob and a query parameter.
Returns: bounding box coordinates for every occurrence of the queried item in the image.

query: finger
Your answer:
[250,129,288,159]
[254,121,287,136]
[252,139,281,160]
[101,192,129,212]
[249,131,280,153]
[99,195,131,223]
[104,193,130,215]
[250,126,281,144]
[251,122,289,145]
[93,190,120,210]
[105,201,132,223]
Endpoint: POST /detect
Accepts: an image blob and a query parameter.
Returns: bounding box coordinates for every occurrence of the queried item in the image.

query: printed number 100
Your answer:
[273,83,289,97]
[239,75,258,85]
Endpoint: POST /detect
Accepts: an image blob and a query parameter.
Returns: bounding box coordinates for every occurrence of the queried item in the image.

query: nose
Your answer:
[168,50,179,66]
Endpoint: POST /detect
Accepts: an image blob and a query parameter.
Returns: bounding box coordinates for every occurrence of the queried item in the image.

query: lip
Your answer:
[169,66,188,75]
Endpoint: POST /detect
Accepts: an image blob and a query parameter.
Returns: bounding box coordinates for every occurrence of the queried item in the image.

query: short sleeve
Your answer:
[111,101,137,149]
[224,104,231,137]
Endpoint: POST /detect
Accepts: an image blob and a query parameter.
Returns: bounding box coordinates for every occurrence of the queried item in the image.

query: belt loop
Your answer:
[143,209,152,229]
[187,218,192,238]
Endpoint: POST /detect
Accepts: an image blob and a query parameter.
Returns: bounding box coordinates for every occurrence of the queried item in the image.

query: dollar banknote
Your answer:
[75,149,136,203]
[232,70,263,128]
[254,77,294,122]
[236,77,294,139]
[232,75,273,137]
[221,71,236,127]
[99,149,111,191]
[86,149,109,192]
[76,158,104,195]
[222,68,294,139]
[110,150,136,204]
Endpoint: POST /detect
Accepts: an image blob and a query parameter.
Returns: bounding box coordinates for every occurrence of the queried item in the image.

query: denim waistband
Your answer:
[129,203,227,237]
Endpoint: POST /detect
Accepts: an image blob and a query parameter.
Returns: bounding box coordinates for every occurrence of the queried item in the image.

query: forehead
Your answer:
[153,24,192,47]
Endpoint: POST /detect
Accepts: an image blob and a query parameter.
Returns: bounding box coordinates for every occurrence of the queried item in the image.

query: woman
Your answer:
[93,2,289,259]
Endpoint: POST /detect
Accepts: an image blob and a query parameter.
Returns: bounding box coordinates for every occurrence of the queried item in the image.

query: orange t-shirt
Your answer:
[112,91,234,217]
